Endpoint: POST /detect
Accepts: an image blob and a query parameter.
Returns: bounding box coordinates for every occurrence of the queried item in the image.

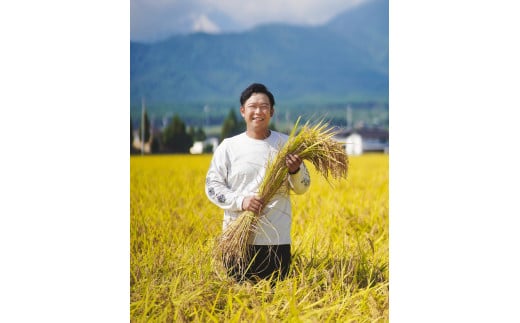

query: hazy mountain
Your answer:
[130,0,388,125]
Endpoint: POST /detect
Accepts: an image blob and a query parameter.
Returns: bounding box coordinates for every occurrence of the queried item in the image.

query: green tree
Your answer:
[151,136,160,153]
[194,126,207,141]
[203,142,214,153]
[162,114,194,153]
[220,109,245,141]
[187,125,195,140]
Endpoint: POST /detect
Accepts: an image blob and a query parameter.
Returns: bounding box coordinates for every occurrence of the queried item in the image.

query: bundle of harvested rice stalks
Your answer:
[215,117,349,276]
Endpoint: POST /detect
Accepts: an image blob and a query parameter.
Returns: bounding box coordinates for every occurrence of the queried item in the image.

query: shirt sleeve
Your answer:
[288,162,311,194]
[205,142,245,212]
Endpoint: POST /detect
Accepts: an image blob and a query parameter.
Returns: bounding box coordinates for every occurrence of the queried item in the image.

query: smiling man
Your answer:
[205,83,311,282]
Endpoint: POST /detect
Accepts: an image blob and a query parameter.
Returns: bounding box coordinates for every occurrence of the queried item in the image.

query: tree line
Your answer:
[131,108,248,154]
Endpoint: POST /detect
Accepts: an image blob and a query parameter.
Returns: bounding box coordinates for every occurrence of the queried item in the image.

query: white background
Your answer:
[1,1,519,321]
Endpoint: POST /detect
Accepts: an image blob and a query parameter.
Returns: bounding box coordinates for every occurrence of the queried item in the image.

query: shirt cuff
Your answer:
[235,195,245,211]
[288,166,301,175]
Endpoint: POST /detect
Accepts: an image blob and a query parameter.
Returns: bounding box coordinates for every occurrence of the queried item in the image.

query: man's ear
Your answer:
[270,107,274,117]
[240,106,245,117]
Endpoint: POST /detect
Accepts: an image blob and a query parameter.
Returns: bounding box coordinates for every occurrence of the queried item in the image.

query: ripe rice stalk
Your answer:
[215,117,349,276]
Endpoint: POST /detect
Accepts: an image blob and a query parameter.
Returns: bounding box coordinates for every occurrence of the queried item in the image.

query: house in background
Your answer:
[334,127,389,155]
[345,132,363,156]
[132,130,153,153]
[190,137,219,154]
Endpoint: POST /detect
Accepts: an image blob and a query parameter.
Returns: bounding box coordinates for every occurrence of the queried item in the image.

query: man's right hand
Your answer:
[242,196,264,214]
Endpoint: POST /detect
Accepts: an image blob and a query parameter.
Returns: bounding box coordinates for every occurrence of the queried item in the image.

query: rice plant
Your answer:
[130,152,388,322]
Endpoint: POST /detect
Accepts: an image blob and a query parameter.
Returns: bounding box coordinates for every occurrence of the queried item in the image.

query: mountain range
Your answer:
[130,0,388,126]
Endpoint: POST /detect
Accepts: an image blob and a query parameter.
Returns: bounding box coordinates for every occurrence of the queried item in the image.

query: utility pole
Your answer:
[346,105,352,130]
[141,96,145,156]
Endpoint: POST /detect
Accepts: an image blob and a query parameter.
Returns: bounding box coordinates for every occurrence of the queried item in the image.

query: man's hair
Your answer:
[240,83,275,107]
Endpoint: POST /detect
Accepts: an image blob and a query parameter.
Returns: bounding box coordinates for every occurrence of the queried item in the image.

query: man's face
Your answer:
[240,93,273,129]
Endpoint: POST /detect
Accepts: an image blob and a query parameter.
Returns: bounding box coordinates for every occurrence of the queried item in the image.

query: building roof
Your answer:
[334,127,389,141]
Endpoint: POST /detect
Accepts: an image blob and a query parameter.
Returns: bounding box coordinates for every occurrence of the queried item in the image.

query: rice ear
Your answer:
[288,116,302,138]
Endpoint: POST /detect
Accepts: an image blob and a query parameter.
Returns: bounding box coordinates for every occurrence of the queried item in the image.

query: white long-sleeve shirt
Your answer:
[205,131,311,245]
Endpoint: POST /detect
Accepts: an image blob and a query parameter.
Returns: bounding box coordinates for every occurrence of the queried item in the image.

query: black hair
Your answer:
[239,83,275,107]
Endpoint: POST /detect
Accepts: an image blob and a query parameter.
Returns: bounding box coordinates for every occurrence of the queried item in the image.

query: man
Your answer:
[205,83,311,281]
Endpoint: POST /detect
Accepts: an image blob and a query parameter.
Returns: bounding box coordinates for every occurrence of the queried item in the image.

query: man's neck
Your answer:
[245,128,271,140]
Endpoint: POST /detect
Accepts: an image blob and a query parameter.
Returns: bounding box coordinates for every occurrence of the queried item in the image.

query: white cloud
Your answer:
[207,0,368,27]
[131,0,371,41]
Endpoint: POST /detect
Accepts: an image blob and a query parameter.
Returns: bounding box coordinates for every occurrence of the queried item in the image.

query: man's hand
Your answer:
[286,153,302,174]
[242,196,264,214]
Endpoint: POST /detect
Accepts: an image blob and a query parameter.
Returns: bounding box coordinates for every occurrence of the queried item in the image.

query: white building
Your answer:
[190,137,219,154]
[345,132,363,156]
[132,130,153,153]
[333,127,389,156]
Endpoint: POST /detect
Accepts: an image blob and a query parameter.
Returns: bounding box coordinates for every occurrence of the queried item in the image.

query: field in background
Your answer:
[130,153,388,322]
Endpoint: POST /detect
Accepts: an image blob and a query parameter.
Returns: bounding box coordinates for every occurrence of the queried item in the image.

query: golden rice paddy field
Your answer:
[130,153,388,322]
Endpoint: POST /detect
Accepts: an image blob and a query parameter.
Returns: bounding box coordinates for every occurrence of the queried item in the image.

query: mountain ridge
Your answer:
[130,0,388,126]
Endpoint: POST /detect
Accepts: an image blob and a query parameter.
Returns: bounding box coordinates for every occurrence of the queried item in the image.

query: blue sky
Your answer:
[131,0,369,42]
